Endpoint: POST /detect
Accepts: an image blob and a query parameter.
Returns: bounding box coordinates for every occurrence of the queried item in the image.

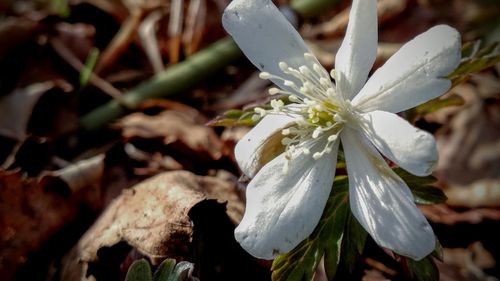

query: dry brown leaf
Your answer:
[437,78,500,186]
[0,81,70,141]
[301,0,408,38]
[116,109,223,160]
[60,170,243,280]
[0,17,39,61]
[445,180,500,208]
[0,169,100,280]
[438,242,497,281]
[40,154,105,193]
[420,204,500,225]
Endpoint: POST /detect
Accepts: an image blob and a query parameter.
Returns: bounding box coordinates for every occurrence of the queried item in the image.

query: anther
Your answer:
[328,134,338,142]
[259,72,272,79]
[312,128,321,138]
[330,69,336,80]
[284,80,296,88]
[268,88,281,95]
[289,95,300,103]
[279,62,289,71]
[313,152,323,160]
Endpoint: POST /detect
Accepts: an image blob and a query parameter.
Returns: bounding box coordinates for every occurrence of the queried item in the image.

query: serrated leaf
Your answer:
[340,211,367,273]
[405,256,439,281]
[126,259,153,281]
[400,174,445,204]
[271,176,350,281]
[207,108,258,127]
[153,259,176,281]
[208,96,293,127]
[448,41,500,87]
[393,168,447,205]
[406,95,465,122]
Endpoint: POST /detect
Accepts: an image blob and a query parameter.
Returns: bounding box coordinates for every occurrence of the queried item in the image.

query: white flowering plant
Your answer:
[208,0,500,280]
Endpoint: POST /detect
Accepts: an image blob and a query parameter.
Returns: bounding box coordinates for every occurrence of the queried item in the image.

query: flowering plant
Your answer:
[223,0,460,265]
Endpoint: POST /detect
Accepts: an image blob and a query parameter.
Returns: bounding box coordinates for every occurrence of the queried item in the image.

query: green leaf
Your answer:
[405,256,440,281]
[153,259,176,281]
[207,108,258,127]
[340,211,367,273]
[271,176,350,281]
[393,168,447,205]
[126,259,153,281]
[448,41,500,87]
[80,48,100,88]
[208,96,292,127]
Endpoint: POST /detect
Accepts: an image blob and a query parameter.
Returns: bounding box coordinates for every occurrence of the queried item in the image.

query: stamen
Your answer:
[289,95,301,103]
[330,69,336,80]
[270,99,284,111]
[313,152,322,160]
[284,80,296,88]
[259,72,272,79]
[279,61,289,71]
[268,87,281,95]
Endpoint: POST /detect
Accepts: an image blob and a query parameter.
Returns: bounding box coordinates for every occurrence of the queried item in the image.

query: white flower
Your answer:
[222,0,461,260]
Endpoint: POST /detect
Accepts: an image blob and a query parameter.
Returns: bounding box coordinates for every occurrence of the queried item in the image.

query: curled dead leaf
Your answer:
[0,81,71,141]
[0,169,100,280]
[115,110,223,160]
[41,154,105,194]
[61,170,243,280]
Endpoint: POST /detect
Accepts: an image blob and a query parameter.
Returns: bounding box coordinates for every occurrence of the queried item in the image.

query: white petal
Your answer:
[360,111,438,176]
[235,114,297,178]
[222,0,321,93]
[235,140,339,259]
[335,0,377,100]
[341,129,435,260]
[352,25,461,113]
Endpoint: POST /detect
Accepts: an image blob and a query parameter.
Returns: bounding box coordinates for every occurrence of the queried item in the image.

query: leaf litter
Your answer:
[0,0,499,281]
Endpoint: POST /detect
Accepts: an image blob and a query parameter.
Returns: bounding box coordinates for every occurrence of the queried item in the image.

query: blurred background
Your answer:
[0,0,499,281]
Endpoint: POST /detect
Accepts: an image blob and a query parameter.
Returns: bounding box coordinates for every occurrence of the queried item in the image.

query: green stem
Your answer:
[80,0,339,131]
[80,38,240,131]
[291,0,341,18]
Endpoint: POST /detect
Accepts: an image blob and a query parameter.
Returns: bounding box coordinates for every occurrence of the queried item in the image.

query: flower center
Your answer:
[254,53,363,173]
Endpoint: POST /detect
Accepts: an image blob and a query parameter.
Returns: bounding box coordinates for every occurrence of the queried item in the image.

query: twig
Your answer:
[50,37,124,101]
[80,37,241,131]
[80,0,343,131]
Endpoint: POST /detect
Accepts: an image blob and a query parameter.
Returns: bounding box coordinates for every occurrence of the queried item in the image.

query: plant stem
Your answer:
[291,0,341,18]
[80,0,339,131]
[80,38,240,131]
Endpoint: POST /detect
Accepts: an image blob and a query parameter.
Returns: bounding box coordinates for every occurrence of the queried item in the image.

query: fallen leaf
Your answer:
[40,154,105,194]
[438,242,497,281]
[60,170,243,280]
[0,17,39,61]
[445,180,500,208]
[436,81,500,185]
[115,109,223,161]
[0,82,57,141]
[0,169,100,280]
[420,204,500,225]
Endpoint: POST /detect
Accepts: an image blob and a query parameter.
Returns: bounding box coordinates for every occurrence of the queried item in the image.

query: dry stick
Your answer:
[50,38,124,101]
[303,0,408,38]
[80,0,339,131]
[94,8,143,75]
